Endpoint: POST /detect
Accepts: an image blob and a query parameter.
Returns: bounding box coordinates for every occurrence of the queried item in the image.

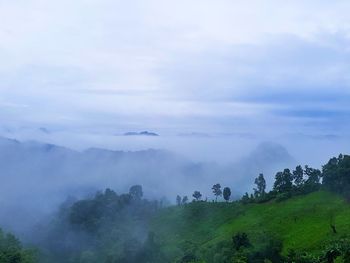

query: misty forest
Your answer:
[2,1,350,263]
[1,138,350,263]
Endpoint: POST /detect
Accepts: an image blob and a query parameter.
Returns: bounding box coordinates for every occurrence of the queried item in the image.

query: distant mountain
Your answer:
[0,136,295,235]
[123,131,159,136]
[231,142,296,189]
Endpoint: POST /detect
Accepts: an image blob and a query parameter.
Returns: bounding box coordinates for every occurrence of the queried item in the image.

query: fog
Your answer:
[0,128,348,242]
[1,2,350,261]
[0,135,287,235]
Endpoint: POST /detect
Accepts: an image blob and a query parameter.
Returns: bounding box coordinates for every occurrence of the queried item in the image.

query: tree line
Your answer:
[179,154,350,205]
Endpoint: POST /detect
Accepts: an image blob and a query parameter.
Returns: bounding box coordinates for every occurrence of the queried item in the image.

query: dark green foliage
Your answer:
[178,252,197,263]
[39,187,161,263]
[69,188,133,232]
[250,236,283,263]
[323,154,350,196]
[275,192,292,202]
[240,192,251,204]
[319,237,350,263]
[182,196,189,205]
[114,232,165,263]
[293,165,304,187]
[286,249,319,263]
[232,232,251,251]
[303,166,321,193]
[129,185,143,200]
[0,229,36,263]
[223,187,231,202]
[202,232,283,262]
[211,184,222,201]
[273,169,293,194]
[254,173,266,199]
[192,191,202,201]
[178,252,198,263]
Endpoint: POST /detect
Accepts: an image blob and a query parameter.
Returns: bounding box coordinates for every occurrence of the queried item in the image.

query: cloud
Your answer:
[0,0,350,141]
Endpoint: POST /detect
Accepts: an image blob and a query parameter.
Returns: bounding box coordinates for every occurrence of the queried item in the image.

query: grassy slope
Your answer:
[151,191,350,258]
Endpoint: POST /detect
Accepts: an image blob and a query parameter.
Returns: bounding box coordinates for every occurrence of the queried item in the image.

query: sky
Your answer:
[1,0,350,163]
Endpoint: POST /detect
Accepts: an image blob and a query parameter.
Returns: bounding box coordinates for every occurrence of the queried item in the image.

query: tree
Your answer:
[273,169,293,194]
[0,228,36,263]
[182,196,188,205]
[322,154,350,195]
[241,192,250,204]
[129,185,143,200]
[176,195,182,206]
[192,191,202,201]
[212,183,222,202]
[223,187,231,202]
[292,165,304,187]
[254,173,266,198]
[232,232,251,251]
[304,165,321,192]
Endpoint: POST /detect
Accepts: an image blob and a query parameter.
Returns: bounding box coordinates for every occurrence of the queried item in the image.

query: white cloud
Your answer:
[1,0,350,139]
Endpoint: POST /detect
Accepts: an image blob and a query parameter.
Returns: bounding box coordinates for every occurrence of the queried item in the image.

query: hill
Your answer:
[33,188,350,262]
[150,191,350,262]
[0,137,294,236]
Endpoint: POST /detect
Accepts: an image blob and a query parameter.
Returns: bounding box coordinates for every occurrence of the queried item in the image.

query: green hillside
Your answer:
[151,191,350,261]
[26,155,350,262]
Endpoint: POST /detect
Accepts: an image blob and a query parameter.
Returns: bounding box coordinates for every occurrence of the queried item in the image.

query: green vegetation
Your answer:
[0,228,36,263]
[3,153,350,262]
[151,191,350,262]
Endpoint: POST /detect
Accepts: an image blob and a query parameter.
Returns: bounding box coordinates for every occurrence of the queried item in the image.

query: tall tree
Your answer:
[182,196,188,205]
[212,183,222,202]
[273,169,293,194]
[304,165,321,192]
[292,165,304,187]
[322,154,350,196]
[192,191,202,201]
[176,195,181,206]
[223,187,231,202]
[254,173,266,198]
[241,192,250,204]
[129,185,143,200]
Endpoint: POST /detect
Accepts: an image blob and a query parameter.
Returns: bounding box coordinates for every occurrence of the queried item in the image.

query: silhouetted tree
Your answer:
[176,195,182,206]
[223,187,231,202]
[322,154,350,196]
[182,196,188,205]
[192,191,202,201]
[129,185,143,200]
[254,173,266,198]
[212,183,222,202]
[273,169,293,194]
[304,165,321,192]
[292,165,304,187]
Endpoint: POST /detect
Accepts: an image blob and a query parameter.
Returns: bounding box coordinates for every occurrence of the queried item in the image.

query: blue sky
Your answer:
[1,0,350,154]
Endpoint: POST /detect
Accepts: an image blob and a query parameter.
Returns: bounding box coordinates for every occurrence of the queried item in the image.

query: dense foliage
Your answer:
[323,154,350,197]
[3,153,350,263]
[36,186,164,263]
[0,229,36,263]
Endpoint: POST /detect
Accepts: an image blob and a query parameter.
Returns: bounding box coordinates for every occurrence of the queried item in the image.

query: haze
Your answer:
[1,0,350,242]
[0,1,349,162]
